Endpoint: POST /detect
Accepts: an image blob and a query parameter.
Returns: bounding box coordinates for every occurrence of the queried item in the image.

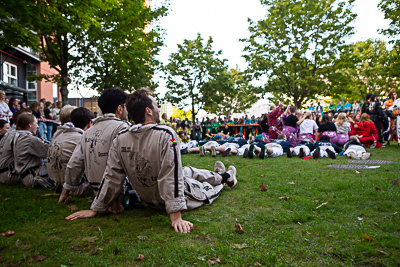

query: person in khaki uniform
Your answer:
[59,89,130,205]
[47,106,94,196]
[66,89,238,234]
[0,109,31,184]
[12,113,52,188]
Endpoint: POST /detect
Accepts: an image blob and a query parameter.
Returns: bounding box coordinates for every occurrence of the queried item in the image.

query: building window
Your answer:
[26,64,37,104]
[2,62,18,86]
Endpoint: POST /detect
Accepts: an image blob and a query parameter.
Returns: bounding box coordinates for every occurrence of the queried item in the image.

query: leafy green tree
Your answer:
[326,39,398,101]
[163,34,230,124]
[1,0,166,104]
[202,68,258,115]
[242,0,356,107]
[378,0,400,44]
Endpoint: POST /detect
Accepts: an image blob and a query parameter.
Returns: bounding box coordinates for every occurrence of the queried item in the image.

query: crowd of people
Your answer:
[0,88,398,233]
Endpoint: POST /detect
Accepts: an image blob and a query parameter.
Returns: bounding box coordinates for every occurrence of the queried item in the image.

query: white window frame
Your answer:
[3,62,18,86]
[26,64,38,104]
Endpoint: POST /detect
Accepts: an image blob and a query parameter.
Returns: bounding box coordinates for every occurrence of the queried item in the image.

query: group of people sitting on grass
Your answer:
[179,91,400,160]
[0,88,238,233]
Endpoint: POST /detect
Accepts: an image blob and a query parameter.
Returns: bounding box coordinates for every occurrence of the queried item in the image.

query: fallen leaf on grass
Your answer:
[259,183,268,192]
[288,182,295,184]
[333,196,337,198]
[158,244,162,249]
[355,171,360,174]
[392,212,398,215]
[307,232,312,235]
[192,226,199,230]
[392,180,398,186]
[375,249,388,255]
[315,200,319,203]
[385,169,389,171]
[27,255,46,263]
[1,198,10,202]
[207,259,221,265]
[82,236,98,243]
[34,195,39,201]
[225,159,229,162]
[278,196,292,200]
[137,254,145,260]
[375,187,381,191]
[231,243,249,249]
[137,236,148,241]
[260,174,264,177]
[362,234,375,241]
[316,202,328,209]
[91,250,100,255]
[68,205,78,211]
[207,165,211,167]
[114,217,120,223]
[1,230,15,236]
[235,221,244,234]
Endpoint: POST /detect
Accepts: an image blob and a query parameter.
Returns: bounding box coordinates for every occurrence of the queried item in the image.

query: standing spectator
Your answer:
[361,94,372,114]
[359,100,364,112]
[52,101,62,121]
[195,118,201,140]
[369,94,385,145]
[44,101,54,141]
[316,102,323,116]
[30,102,47,139]
[268,101,283,139]
[160,113,168,125]
[344,100,351,114]
[0,90,12,122]
[352,100,359,114]
[8,97,19,113]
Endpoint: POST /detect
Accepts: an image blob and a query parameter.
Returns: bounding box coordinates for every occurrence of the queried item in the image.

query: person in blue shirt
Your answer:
[343,100,351,114]
[336,101,344,112]
[308,103,316,112]
[245,115,258,140]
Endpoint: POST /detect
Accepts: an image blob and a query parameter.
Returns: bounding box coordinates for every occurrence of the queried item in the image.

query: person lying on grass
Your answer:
[66,88,238,234]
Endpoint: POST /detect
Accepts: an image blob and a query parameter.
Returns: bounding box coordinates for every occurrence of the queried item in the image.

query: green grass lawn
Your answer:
[1,145,399,266]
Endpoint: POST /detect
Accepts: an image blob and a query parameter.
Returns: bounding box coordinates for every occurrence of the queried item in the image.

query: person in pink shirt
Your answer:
[268,101,283,140]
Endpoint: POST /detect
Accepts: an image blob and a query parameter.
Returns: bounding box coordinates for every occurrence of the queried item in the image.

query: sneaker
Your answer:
[299,148,305,158]
[214,161,226,173]
[199,146,205,157]
[222,148,231,157]
[248,144,255,159]
[259,146,266,159]
[370,142,376,149]
[313,147,320,159]
[287,148,293,158]
[243,148,249,158]
[326,149,336,159]
[181,148,188,155]
[226,165,237,188]
[211,146,217,157]
[361,152,371,160]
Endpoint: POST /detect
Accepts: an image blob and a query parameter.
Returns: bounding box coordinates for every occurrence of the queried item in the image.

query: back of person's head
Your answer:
[319,135,330,142]
[270,104,276,110]
[12,108,31,124]
[214,134,222,140]
[321,114,330,124]
[45,101,52,108]
[370,94,377,101]
[235,132,243,138]
[29,102,39,112]
[366,93,372,101]
[290,106,297,113]
[17,113,35,130]
[336,113,346,126]
[361,113,372,123]
[126,88,154,124]
[71,107,94,130]
[277,133,286,140]
[60,105,77,124]
[98,88,128,114]
[388,90,396,99]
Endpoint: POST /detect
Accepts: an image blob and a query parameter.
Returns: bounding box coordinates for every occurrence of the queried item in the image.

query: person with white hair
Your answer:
[0,90,12,123]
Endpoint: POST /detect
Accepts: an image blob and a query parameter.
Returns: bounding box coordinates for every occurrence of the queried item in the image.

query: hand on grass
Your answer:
[108,199,124,214]
[170,211,193,233]
[58,189,71,204]
[65,210,97,221]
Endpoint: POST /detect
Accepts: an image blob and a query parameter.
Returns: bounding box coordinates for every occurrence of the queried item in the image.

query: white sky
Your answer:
[68,0,390,98]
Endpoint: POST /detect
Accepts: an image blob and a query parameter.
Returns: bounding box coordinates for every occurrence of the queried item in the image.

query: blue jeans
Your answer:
[46,124,53,141]
[37,122,47,139]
